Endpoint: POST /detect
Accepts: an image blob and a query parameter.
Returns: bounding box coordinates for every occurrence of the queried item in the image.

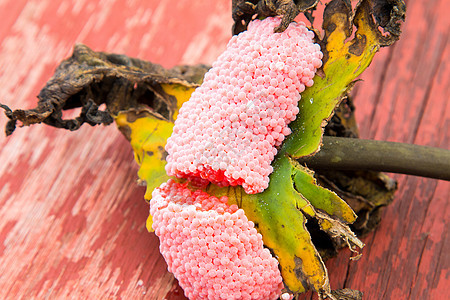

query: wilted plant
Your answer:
[3,1,448,299]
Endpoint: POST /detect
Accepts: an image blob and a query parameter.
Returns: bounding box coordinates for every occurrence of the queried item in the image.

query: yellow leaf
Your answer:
[114,81,198,231]
[116,112,173,199]
[161,83,196,120]
[146,213,154,232]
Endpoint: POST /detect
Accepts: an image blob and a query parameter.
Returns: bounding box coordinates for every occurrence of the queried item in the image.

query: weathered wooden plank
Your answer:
[0,1,230,299]
[317,0,450,299]
[0,0,448,299]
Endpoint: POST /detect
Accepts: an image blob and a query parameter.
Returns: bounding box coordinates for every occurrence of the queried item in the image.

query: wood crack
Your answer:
[367,44,396,139]
[412,33,448,145]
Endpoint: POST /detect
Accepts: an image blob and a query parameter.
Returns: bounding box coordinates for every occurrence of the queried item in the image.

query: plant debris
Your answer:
[232,0,405,42]
[1,1,406,298]
[232,0,320,34]
[0,0,401,255]
[1,44,208,136]
[315,96,397,249]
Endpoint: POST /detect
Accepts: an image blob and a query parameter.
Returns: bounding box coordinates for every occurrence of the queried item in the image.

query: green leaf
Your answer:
[280,0,404,158]
[209,155,363,295]
[291,159,357,224]
[208,156,329,294]
[291,159,364,251]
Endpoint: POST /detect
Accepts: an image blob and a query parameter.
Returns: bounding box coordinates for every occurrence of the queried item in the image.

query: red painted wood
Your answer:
[0,0,448,299]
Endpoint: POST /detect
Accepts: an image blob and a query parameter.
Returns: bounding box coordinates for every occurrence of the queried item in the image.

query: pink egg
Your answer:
[165,17,322,194]
[150,180,284,300]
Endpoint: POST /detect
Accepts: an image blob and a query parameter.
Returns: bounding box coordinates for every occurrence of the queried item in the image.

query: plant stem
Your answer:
[298,136,450,181]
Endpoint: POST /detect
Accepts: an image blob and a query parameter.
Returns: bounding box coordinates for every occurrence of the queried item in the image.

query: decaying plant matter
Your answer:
[1,0,408,299]
[232,0,320,34]
[1,44,209,136]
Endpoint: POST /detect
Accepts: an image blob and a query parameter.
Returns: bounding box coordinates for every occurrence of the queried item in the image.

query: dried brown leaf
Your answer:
[1,44,208,136]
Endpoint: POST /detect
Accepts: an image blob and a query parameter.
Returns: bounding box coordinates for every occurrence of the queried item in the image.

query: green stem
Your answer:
[298,136,450,181]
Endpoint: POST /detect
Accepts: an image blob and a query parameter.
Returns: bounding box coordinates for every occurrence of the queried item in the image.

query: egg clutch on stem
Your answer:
[165,17,322,194]
[149,17,324,300]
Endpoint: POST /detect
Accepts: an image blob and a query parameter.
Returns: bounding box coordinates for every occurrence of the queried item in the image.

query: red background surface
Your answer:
[0,0,448,299]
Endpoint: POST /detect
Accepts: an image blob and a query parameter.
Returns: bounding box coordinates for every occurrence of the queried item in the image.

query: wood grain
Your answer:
[0,0,448,299]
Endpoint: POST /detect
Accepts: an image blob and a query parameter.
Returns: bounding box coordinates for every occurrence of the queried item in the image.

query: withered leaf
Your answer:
[1,44,208,136]
[0,0,402,245]
[320,0,405,65]
[232,0,320,34]
[232,0,405,40]
[0,0,400,248]
[0,3,406,298]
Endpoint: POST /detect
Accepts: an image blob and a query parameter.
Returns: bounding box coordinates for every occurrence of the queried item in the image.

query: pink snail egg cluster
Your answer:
[165,17,323,194]
[150,179,284,300]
